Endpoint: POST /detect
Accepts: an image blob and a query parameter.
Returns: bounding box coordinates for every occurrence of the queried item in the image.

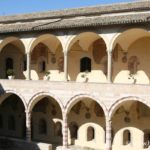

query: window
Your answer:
[123,130,131,145]
[87,126,95,141]
[5,57,14,77]
[55,122,62,137]
[8,115,16,131]
[39,118,47,134]
[69,122,78,139]
[80,57,91,72]
[39,61,46,73]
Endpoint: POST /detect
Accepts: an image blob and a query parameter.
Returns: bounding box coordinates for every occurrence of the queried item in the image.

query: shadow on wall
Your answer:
[0,84,5,96]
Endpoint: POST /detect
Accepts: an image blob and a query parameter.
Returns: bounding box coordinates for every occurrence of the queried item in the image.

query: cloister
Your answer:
[0,1,150,150]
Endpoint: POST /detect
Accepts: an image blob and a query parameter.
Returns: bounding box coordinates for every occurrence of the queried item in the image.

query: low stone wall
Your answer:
[0,137,52,150]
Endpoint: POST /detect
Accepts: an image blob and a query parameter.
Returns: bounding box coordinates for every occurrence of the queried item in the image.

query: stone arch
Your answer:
[28,33,64,80]
[109,96,149,119]
[112,27,150,84]
[0,36,26,79]
[67,94,106,148]
[65,94,107,117]
[28,91,64,113]
[30,91,63,144]
[65,31,108,53]
[0,90,27,110]
[28,33,63,53]
[0,90,26,139]
[66,31,108,82]
[66,31,107,52]
[0,36,25,53]
[109,27,149,51]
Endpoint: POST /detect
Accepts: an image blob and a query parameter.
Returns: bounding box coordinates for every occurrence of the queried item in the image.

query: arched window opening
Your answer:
[8,115,16,131]
[0,114,3,129]
[101,56,108,75]
[5,57,14,77]
[80,57,91,72]
[69,122,78,139]
[87,126,95,141]
[39,60,46,73]
[55,122,62,137]
[123,130,131,145]
[39,118,47,135]
[144,130,150,148]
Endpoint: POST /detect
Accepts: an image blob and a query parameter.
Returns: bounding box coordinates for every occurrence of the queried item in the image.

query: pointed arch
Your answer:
[0,90,27,110]
[109,96,149,119]
[28,91,64,113]
[65,93,107,117]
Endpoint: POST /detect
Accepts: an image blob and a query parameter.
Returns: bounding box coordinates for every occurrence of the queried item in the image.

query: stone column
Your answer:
[26,52,31,80]
[26,110,31,142]
[107,50,112,83]
[64,51,68,81]
[105,118,112,150]
[62,113,68,148]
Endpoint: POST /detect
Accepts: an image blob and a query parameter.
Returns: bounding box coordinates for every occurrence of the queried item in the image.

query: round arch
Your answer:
[66,31,108,52]
[28,33,63,53]
[0,36,25,53]
[66,31,108,82]
[65,94,107,117]
[109,27,149,52]
[0,90,27,110]
[109,96,149,119]
[28,91,64,113]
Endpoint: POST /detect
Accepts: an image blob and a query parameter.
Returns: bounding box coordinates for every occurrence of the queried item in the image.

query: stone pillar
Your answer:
[64,51,68,81]
[107,50,112,83]
[26,52,31,80]
[106,118,112,150]
[26,110,31,142]
[62,113,68,148]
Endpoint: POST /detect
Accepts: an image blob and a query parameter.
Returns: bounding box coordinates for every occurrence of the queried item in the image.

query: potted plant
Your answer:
[44,71,51,80]
[81,71,89,82]
[7,69,14,79]
[128,73,136,84]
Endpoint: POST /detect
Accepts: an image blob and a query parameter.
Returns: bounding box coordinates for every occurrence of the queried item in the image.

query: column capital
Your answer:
[26,52,31,55]
[107,50,112,56]
[106,118,112,125]
[63,51,68,56]
[25,110,31,113]
[63,111,68,119]
[25,110,31,116]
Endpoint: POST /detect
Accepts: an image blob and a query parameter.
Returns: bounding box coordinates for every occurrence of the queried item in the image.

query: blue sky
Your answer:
[0,0,134,16]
